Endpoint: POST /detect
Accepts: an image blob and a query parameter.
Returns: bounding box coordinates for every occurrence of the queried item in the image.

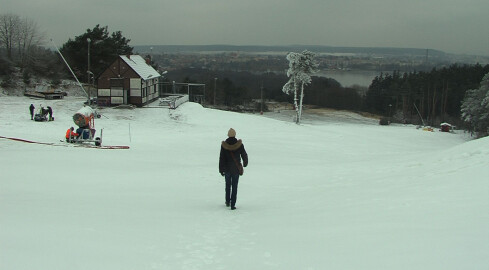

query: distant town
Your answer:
[135,45,489,75]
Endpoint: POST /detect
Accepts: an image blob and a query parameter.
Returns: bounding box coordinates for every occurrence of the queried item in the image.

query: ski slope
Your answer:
[1,96,488,270]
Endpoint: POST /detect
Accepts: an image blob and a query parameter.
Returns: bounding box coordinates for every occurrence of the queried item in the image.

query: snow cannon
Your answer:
[69,106,102,146]
[73,106,96,128]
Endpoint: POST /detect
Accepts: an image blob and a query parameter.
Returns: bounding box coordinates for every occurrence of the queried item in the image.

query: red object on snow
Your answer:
[440,123,452,132]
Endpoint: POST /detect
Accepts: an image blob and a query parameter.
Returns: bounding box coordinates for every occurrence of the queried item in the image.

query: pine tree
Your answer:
[461,72,489,137]
[60,25,133,83]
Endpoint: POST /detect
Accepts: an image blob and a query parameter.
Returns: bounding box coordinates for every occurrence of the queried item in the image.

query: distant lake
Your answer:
[316,70,382,87]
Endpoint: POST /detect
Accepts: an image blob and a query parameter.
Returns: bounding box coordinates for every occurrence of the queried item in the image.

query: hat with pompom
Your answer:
[228,128,236,137]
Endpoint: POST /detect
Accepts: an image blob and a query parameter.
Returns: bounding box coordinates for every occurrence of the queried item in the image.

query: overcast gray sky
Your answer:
[3,0,489,55]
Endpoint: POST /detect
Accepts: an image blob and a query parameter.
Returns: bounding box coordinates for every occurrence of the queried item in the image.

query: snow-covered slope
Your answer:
[1,96,487,270]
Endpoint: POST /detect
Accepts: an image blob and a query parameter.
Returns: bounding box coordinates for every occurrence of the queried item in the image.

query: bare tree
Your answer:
[17,17,45,67]
[0,13,45,65]
[0,13,20,60]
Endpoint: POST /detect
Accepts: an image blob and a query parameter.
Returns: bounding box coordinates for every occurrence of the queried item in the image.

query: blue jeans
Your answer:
[225,173,240,207]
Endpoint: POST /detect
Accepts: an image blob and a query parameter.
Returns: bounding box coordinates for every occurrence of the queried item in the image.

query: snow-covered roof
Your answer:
[120,55,160,80]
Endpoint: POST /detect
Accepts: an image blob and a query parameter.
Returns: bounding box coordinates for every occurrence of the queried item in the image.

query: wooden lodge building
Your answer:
[97,55,161,107]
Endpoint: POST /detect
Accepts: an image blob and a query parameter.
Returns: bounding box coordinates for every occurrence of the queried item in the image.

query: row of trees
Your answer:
[365,64,489,126]
[304,78,364,111]
[161,68,288,107]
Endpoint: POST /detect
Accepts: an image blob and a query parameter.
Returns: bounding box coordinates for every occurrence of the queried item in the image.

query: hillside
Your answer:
[0,96,487,270]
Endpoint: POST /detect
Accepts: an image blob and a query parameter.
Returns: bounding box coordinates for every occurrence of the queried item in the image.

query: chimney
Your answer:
[145,57,151,65]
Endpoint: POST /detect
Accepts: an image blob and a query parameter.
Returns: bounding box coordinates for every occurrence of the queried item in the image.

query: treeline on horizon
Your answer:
[163,64,489,127]
[135,45,447,57]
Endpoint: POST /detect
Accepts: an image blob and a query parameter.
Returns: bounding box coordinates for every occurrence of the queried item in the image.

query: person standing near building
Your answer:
[29,104,35,120]
[219,128,248,210]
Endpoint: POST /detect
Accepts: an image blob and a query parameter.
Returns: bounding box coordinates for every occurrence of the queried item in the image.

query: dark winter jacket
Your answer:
[219,137,248,175]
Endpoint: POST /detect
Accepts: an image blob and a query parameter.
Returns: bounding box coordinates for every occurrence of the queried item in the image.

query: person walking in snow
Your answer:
[29,104,35,120]
[219,128,248,210]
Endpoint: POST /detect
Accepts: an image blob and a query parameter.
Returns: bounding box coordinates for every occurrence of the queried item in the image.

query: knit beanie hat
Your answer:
[228,128,236,137]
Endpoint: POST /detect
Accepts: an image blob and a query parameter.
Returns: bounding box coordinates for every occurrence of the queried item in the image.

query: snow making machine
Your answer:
[68,106,102,146]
